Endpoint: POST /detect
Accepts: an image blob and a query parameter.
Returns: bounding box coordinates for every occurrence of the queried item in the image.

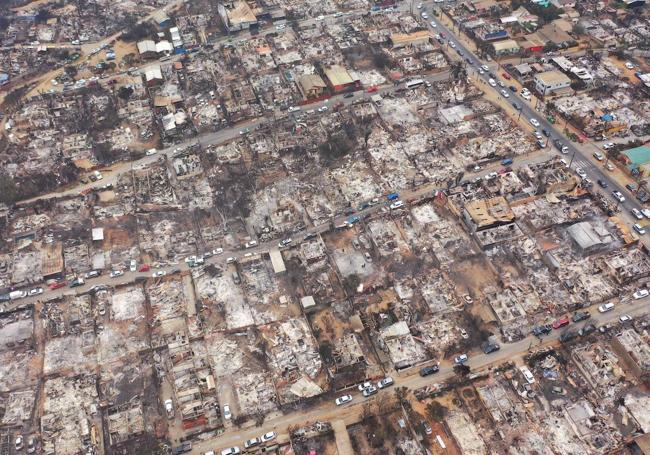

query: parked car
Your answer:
[244,438,261,449]
[221,447,240,455]
[597,179,608,188]
[572,311,591,323]
[109,270,124,278]
[552,316,570,329]
[28,287,43,296]
[633,224,646,235]
[482,342,500,354]
[619,314,633,323]
[223,404,232,419]
[560,330,578,343]
[575,168,587,179]
[631,208,644,219]
[578,324,596,336]
[335,395,353,405]
[454,354,468,365]
[633,289,649,299]
[422,421,433,435]
[419,365,439,376]
[362,385,378,397]
[532,325,552,336]
[598,302,615,313]
[261,432,277,443]
[377,377,394,389]
[593,151,604,161]
[357,381,373,392]
[152,271,166,278]
[612,191,625,202]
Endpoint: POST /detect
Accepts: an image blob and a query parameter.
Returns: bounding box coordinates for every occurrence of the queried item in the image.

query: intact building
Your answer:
[534,70,571,96]
[322,65,360,93]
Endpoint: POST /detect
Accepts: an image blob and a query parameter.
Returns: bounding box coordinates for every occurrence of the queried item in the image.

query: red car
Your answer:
[552,316,570,330]
[138,264,150,272]
[366,85,378,93]
[48,281,67,290]
[502,72,511,80]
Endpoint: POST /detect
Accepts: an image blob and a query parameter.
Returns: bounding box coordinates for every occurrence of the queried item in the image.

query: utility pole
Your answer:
[568,148,577,169]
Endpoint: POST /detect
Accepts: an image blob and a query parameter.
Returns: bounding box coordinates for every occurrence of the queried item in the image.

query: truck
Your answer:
[9,290,27,300]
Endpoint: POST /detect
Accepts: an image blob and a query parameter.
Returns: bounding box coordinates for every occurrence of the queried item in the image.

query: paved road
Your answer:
[190,297,648,455]
[424,7,646,229]
[17,68,452,206]
[6,142,559,312]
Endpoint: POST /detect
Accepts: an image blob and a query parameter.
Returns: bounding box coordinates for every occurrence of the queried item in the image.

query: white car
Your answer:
[488,78,497,87]
[416,2,423,8]
[593,151,604,161]
[261,432,277,443]
[619,314,633,323]
[223,404,232,420]
[598,302,615,313]
[529,118,540,127]
[221,448,240,455]
[275,24,286,30]
[213,248,224,255]
[287,106,300,112]
[481,65,489,72]
[390,200,405,210]
[449,41,456,48]
[641,209,650,219]
[484,171,498,181]
[109,270,124,278]
[226,257,237,264]
[625,62,635,70]
[500,89,509,98]
[357,381,373,392]
[612,190,625,202]
[575,168,587,179]
[28,287,43,296]
[421,12,429,19]
[633,289,649,299]
[430,21,437,27]
[244,438,261,449]
[152,270,166,278]
[377,377,394,389]
[245,240,258,248]
[316,15,324,21]
[362,385,378,397]
[454,354,468,364]
[631,208,643,220]
[146,148,157,156]
[335,395,353,405]
[317,106,329,112]
[603,142,615,150]
[521,92,532,100]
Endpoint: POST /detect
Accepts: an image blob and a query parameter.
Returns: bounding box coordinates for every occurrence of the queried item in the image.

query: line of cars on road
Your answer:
[335,376,394,406]
[211,431,278,455]
[532,293,643,340]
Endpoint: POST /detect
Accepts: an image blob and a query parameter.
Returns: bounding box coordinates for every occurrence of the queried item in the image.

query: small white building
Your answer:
[534,70,571,96]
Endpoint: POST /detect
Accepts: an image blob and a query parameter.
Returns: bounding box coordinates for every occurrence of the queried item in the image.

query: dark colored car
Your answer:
[597,179,608,188]
[578,324,596,336]
[572,311,591,323]
[343,92,354,98]
[419,365,439,377]
[560,330,578,343]
[501,158,513,166]
[532,324,552,336]
[482,342,500,354]
[512,102,521,110]
[509,85,517,92]
[542,129,550,137]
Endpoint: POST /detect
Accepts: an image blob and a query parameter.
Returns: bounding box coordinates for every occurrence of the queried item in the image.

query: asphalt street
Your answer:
[424,6,645,226]
[192,296,649,454]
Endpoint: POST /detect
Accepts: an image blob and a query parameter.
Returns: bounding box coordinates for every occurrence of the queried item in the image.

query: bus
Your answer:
[405,79,425,89]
